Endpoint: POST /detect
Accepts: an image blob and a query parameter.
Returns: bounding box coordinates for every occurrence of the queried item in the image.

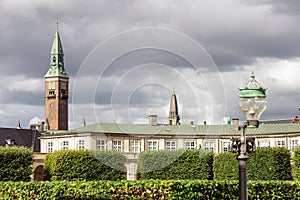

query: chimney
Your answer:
[292,115,299,123]
[149,115,158,126]
[232,118,239,131]
[16,120,22,129]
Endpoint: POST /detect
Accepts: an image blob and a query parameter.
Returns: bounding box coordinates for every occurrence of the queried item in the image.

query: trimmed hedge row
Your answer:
[214,147,293,180]
[0,146,33,181]
[213,152,238,180]
[45,150,126,181]
[0,180,300,199]
[292,146,300,180]
[248,147,292,180]
[138,149,213,180]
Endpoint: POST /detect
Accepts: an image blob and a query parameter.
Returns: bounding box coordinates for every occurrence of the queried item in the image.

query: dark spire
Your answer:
[168,90,180,125]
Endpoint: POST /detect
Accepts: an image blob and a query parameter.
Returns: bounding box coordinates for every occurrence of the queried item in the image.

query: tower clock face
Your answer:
[48,82,55,89]
[61,82,67,90]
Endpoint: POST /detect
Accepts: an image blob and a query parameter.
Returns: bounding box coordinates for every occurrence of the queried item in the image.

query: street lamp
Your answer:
[234,71,267,200]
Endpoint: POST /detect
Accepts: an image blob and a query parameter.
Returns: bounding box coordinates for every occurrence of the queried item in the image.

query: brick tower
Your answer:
[44,20,69,131]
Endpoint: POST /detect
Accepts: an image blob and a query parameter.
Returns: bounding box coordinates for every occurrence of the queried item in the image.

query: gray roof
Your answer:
[0,127,41,151]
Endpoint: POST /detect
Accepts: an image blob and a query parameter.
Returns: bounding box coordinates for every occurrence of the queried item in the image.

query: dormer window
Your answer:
[5,139,16,145]
[52,56,56,62]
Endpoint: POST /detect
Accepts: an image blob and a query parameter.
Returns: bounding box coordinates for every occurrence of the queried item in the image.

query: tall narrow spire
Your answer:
[82,117,86,127]
[44,19,68,78]
[168,90,180,125]
[56,17,59,31]
[16,120,22,129]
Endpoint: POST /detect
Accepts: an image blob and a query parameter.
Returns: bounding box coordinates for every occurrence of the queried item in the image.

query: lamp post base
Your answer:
[237,155,249,200]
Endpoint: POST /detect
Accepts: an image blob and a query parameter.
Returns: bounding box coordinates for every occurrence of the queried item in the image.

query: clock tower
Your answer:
[44,20,69,131]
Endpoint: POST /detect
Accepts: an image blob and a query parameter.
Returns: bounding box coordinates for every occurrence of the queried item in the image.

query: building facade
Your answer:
[40,121,300,154]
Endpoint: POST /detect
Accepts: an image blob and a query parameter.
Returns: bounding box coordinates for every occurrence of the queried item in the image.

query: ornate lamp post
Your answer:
[234,71,267,200]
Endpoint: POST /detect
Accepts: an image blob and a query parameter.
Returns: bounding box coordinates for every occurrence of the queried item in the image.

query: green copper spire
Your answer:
[45,19,69,78]
[239,71,266,98]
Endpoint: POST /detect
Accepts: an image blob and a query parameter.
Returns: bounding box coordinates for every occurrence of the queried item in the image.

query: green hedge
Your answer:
[0,146,33,181]
[45,150,126,181]
[248,147,292,180]
[0,180,299,199]
[138,149,213,180]
[292,146,300,180]
[214,152,238,180]
[214,147,292,180]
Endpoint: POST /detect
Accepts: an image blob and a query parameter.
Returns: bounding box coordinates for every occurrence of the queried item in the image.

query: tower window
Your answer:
[60,89,68,99]
[48,90,56,98]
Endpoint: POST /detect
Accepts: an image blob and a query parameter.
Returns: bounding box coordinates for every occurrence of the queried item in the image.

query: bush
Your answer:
[247,147,292,180]
[0,146,33,181]
[45,150,126,181]
[138,149,213,180]
[292,146,300,180]
[214,147,292,181]
[0,180,299,199]
[213,152,238,180]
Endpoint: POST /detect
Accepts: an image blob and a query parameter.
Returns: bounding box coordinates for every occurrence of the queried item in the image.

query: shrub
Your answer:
[292,146,300,180]
[247,147,292,180]
[0,180,299,199]
[213,152,238,180]
[0,146,33,181]
[214,147,292,181]
[138,149,213,180]
[44,150,126,181]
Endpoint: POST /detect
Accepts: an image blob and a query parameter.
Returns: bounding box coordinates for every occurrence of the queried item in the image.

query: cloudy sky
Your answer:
[1,0,300,129]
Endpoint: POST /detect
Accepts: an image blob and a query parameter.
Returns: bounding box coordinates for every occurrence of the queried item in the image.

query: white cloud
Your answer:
[29,116,42,125]
[7,76,43,93]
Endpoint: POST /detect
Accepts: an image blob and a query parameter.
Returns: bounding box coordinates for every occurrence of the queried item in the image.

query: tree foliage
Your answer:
[0,146,33,181]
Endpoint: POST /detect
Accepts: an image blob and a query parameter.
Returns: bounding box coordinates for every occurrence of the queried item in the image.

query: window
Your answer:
[113,140,122,152]
[62,141,69,150]
[291,139,298,149]
[222,141,231,152]
[48,90,55,98]
[204,141,214,151]
[185,141,195,149]
[276,140,285,147]
[166,141,176,150]
[148,141,158,150]
[130,140,141,153]
[60,89,68,99]
[259,141,269,147]
[47,142,53,153]
[78,140,84,150]
[97,139,107,150]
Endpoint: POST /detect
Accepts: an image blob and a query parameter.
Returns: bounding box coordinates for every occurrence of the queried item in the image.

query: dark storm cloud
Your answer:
[1,0,300,128]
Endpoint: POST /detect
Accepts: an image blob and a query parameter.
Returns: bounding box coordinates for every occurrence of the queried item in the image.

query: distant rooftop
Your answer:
[41,122,300,137]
